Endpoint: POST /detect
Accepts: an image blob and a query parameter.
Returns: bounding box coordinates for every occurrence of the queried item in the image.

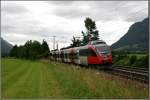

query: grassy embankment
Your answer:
[2,58,148,99]
[113,53,148,68]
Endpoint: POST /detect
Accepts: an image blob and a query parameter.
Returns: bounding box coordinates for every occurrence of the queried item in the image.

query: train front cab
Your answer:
[94,45,112,65]
[78,46,112,67]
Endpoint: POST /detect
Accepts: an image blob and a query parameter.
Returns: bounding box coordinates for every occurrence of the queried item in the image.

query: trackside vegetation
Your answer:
[112,51,148,68]
[2,58,148,99]
[10,40,50,60]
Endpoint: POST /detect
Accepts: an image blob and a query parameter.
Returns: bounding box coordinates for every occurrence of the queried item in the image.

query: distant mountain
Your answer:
[111,17,149,52]
[1,37,13,56]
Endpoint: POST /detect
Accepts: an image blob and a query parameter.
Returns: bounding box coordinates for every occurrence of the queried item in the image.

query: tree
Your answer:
[18,46,25,58]
[10,45,18,57]
[70,36,81,47]
[24,40,32,59]
[81,31,90,45]
[31,40,43,59]
[10,39,50,60]
[84,17,96,33]
[84,17,99,41]
[41,39,50,57]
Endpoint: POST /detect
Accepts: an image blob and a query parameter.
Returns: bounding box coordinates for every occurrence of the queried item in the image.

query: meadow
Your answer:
[1,58,149,99]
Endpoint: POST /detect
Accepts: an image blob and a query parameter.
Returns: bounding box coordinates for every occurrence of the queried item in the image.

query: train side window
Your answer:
[64,52,67,58]
[79,49,82,56]
[79,49,88,56]
[65,53,67,58]
[74,52,78,59]
[88,49,97,56]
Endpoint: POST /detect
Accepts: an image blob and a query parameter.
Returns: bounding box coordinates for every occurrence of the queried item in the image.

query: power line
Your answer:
[48,35,83,50]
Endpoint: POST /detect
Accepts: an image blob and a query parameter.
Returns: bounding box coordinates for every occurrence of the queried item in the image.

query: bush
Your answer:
[129,55,137,65]
[133,55,149,68]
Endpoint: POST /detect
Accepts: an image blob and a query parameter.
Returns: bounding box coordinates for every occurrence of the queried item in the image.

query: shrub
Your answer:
[133,55,149,68]
[129,55,137,65]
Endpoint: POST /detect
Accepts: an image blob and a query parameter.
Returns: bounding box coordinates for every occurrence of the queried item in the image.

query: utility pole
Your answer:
[49,36,56,50]
[56,42,58,50]
[53,36,56,50]
[49,35,70,50]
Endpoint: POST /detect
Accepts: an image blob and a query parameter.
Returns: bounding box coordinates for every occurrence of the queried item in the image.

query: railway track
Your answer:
[52,61,149,84]
[105,65,149,84]
[77,64,149,84]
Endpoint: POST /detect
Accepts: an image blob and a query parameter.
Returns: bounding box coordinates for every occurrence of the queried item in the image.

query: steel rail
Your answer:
[106,65,149,83]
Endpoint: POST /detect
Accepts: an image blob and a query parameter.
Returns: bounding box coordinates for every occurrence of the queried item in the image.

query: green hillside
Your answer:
[111,18,149,52]
[1,37,13,56]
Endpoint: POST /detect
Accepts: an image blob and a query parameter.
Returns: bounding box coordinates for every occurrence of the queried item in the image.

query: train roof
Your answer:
[88,40,106,45]
[51,40,108,53]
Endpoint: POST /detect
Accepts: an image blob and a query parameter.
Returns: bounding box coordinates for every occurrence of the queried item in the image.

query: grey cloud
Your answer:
[1,2,28,14]
[92,1,148,22]
[50,1,148,22]
[114,1,148,22]
[47,1,91,19]
[1,3,73,40]
[1,25,16,32]
[53,8,90,19]
[45,1,74,5]
[123,10,148,22]
[1,1,148,48]
[2,14,72,43]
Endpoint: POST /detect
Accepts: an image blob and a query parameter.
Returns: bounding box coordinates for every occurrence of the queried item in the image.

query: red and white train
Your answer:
[50,40,112,67]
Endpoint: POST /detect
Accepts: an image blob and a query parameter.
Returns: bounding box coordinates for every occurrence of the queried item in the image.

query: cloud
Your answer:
[1,2,28,14]
[53,8,90,19]
[1,1,148,49]
[49,1,148,22]
[45,1,74,5]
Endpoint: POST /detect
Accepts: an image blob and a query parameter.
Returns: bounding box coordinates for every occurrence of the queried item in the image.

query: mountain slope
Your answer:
[1,37,13,56]
[111,17,149,52]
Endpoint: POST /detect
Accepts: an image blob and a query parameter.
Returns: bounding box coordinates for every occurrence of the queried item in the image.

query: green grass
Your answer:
[1,58,149,99]
[128,54,147,59]
[113,53,148,68]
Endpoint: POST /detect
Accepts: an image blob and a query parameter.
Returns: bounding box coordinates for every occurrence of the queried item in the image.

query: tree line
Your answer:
[10,40,50,60]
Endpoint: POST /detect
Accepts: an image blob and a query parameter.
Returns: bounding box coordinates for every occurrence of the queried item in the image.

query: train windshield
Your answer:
[90,41,106,45]
[93,42,106,45]
[96,46,110,55]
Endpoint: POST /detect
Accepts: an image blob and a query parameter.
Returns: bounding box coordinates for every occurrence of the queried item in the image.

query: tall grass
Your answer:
[1,58,149,99]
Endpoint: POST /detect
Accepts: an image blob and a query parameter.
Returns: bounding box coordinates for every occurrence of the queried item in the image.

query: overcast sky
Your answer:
[1,1,148,50]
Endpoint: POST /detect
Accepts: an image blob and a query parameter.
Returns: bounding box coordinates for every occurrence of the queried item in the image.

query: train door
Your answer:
[79,49,88,65]
[74,49,80,64]
[64,50,67,62]
[77,50,80,64]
